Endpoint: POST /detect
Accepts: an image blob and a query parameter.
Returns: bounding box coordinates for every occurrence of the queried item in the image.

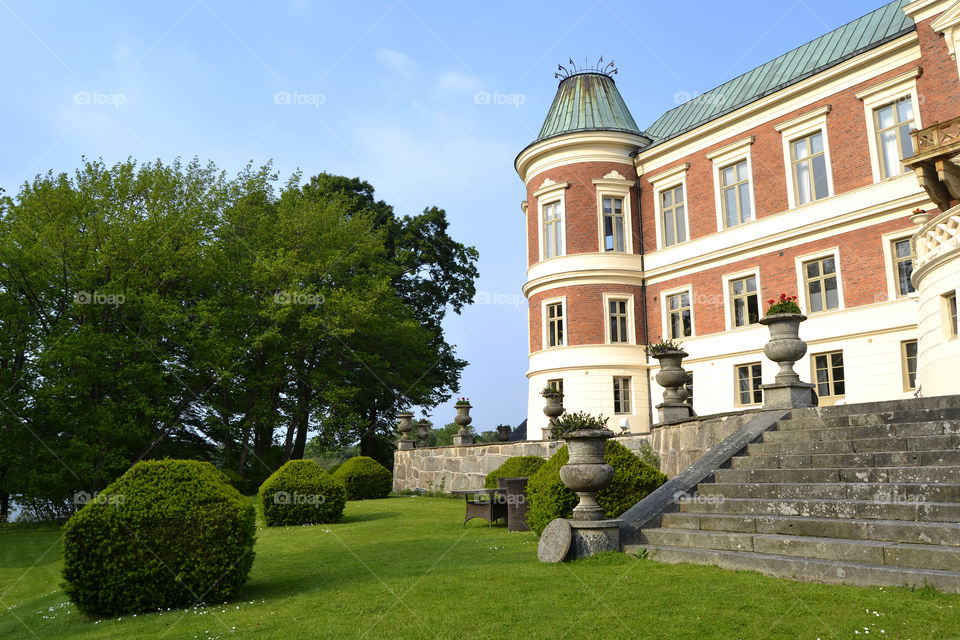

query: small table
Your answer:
[452,488,508,528]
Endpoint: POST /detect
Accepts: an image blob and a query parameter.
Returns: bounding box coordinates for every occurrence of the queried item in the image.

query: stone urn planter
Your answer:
[397,411,415,450]
[416,419,430,448]
[759,312,817,409]
[558,429,615,521]
[759,313,807,383]
[651,349,693,422]
[453,402,473,446]
[496,425,511,442]
[541,391,564,440]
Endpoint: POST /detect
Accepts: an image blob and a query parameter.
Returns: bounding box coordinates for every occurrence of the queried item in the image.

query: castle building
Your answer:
[517,0,960,438]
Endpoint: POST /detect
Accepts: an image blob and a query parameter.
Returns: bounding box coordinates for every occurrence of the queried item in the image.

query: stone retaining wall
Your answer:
[392,435,653,493]
[393,410,758,492]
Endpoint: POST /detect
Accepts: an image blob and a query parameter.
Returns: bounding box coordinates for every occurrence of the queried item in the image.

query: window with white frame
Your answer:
[775,105,834,209]
[706,136,755,231]
[648,163,689,249]
[901,340,918,391]
[803,255,840,313]
[545,301,564,347]
[729,274,760,327]
[533,178,568,261]
[946,292,958,339]
[855,68,922,183]
[593,171,633,254]
[735,362,763,406]
[666,291,692,339]
[891,238,916,297]
[812,350,845,401]
[547,378,564,395]
[613,377,631,414]
[608,298,630,344]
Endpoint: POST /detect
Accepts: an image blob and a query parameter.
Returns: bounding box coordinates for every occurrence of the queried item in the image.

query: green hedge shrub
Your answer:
[218,467,247,494]
[332,456,393,500]
[483,456,547,488]
[526,441,667,535]
[259,460,346,526]
[62,459,256,617]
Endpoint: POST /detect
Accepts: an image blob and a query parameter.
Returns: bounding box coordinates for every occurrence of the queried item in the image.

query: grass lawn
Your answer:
[1,496,958,639]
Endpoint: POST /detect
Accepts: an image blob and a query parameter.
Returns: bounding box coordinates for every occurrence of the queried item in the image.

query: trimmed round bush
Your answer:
[218,467,247,494]
[483,455,547,488]
[332,456,392,500]
[62,459,256,617]
[259,459,346,526]
[526,441,667,536]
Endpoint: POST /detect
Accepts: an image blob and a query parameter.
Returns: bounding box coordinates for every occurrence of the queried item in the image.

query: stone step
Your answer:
[777,407,960,431]
[623,544,960,593]
[715,465,960,484]
[676,496,960,522]
[788,395,960,419]
[763,421,958,444]
[642,528,960,571]
[748,433,960,456]
[658,512,960,546]
[697,481,960,503]
[731,449,960,470]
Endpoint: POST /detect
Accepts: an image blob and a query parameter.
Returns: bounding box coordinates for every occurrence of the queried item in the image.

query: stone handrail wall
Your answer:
[393,410,760,492]
[915,204,960,268]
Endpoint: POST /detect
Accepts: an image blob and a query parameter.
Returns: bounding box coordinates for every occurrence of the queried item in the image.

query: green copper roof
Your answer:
[645,0,916,145]
[535,72,644,142]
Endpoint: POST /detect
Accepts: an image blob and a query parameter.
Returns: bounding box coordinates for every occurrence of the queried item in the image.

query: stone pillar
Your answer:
[541,391,564,440]
[653,350,694,423]
[452,402,473,446]
[416,419,430,448]
[397,412,415,450]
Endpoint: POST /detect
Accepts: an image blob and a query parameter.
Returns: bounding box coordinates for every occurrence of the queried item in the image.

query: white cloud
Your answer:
[374,48,415,76]
[434,70,481,95]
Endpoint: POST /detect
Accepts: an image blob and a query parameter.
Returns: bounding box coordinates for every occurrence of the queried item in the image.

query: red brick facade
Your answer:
[528,284,647,352]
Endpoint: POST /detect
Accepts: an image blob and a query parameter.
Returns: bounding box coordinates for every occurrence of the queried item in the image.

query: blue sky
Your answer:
[0,0,892,433]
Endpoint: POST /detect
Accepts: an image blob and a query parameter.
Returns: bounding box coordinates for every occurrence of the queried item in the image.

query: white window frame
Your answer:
[944,290,959,340]
[541,296,567,349]
[880,228,919,302]
[775,105,835,209]
[721,268,762,331]
[810,350,846,406]
[648,163,690,250]
[660,284,695,340]
[603,292,635,345]
[706,136,757,232]
[734,362,764,407]
[794,248,845,315]
[593,171,634,254]
[533,178,569,261]
[613,376,632,415]
[901,339,918,392]
[855,68,922,184]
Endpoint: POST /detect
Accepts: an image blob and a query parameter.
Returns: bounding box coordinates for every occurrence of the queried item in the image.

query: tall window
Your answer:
[543,201,562,259]
[546,302,564,347]
[729,275,759,327]
[791,131,829,205]
[813,351,845,400]
[735,363,763,406]
[721,160,752,228]
[875,97,915,179]
[660,185,687,247]
[804,256,839,313]
[684,371,694,407]
[948,292,958,338]
[603,197,625,252]
[901,340,918,391]
[608,298,629,344]
[666,291,692,339]
[892,238,916,296]
[613,377,631,414]
[547,378,564,395]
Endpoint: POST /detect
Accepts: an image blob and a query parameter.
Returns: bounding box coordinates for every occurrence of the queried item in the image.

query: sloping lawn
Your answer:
[1,497,958,639]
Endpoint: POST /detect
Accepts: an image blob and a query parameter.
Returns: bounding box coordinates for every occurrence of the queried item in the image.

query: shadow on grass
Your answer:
[338,510,399,524]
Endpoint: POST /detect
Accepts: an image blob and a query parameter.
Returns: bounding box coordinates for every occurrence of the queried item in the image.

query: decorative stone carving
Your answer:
[416,419,430,448]
[559,429,615,521]
[453,403,473,446]
[541,391,564,440]
[397,412,415,451]
[759,313,817,409]
[652,350,693,423]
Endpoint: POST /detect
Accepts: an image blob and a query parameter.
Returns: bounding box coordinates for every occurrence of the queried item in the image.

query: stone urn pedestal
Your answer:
[496,425,511,442]
[653,350,693,423]
[539,428,621,562]
[396,412,415,451]
[541,391,564,440]
[759,313,817,410]
[416,419,430,448]
[452,403,474,446]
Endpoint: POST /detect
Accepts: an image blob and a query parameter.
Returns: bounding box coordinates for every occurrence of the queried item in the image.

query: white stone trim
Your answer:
[706,136,757,232]
[932,2,960,79]
[592,173,634,254]
[720,267,763,332]
[904,0,955,23]
[855,68,923,183]
[603,292,636,345]
[516,131,650,185]
[776,105,835,210]
[541,295,567,350]
[659,283,695,341]
[794,247,845,315]
[648,163,691,251]
[881,227,922,303]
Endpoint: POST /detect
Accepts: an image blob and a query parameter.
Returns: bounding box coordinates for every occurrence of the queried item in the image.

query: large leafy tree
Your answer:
[0,160,477,517]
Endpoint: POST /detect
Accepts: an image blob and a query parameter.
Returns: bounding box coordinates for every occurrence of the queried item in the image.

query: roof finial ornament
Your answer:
[554,56,618,80]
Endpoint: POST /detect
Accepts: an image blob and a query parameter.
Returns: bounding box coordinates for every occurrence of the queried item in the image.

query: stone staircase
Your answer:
[627,396,960,592]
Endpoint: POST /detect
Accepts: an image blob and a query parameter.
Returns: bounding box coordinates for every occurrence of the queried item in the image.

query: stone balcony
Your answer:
[914,204,960,270]
[905,115,960,212]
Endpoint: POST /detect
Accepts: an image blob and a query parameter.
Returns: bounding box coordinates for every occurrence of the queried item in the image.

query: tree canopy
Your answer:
[0,158,478,519]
